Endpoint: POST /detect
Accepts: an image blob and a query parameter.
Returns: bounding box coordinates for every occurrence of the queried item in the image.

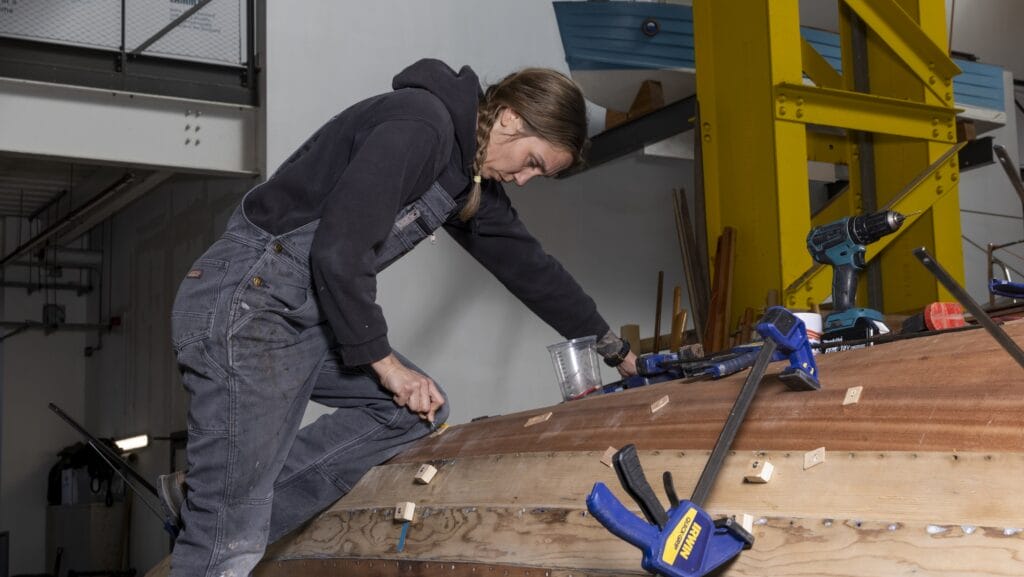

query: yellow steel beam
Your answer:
[783,142,962,308]
[812,185,857,224]
[775,83,958,143]
[800,38,843,89]
[695,0,810,333]
[843,0,961,105]
[806,130,849,164]
[869,0,962,312]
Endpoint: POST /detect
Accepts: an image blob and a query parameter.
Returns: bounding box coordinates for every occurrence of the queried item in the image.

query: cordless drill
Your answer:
[806,210,905,341]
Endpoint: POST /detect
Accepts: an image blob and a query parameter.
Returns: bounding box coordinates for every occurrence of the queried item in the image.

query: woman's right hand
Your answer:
[371,353,445,423]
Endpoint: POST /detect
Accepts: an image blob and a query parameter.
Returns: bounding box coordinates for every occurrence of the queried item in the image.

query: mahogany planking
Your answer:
[397,321,1024,462]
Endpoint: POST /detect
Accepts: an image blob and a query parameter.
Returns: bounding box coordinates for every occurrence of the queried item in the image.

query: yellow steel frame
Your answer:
[694,0,962,324]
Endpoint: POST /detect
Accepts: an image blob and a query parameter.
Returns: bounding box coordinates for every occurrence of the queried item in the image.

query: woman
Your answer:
[165,58,638,576]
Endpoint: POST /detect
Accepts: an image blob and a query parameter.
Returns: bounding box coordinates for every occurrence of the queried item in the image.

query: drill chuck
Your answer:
[849,210,905,245]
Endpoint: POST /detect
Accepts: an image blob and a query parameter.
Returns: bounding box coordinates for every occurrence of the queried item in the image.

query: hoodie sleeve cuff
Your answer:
[339,334,393,367]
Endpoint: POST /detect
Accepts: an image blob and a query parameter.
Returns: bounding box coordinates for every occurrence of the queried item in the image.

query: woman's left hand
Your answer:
[616,351,639,377]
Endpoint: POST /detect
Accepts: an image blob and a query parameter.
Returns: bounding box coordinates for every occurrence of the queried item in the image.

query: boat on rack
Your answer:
[551,0,1006,132]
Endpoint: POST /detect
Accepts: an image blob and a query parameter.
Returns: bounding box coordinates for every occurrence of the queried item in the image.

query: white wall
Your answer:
[0,250,87,575]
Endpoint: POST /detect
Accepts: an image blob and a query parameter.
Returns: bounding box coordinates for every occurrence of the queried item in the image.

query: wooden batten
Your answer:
[398,321,1024,460]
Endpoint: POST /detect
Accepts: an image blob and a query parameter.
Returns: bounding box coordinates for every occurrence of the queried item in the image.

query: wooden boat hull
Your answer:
[149,321,1024,576]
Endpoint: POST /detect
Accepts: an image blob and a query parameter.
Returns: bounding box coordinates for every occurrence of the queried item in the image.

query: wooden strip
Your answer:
[668,309,687,351]
[673,187,707,339]
[253,558,627,577]
[398,322,1024,458]
[341,451,1024,528]
[260,506,1024,577]
[703,233,725,352]
[720,226,736,352]
[653,270,664,353]
[739,307,755,344]
[649,395,670,413]
[523,412,551,428]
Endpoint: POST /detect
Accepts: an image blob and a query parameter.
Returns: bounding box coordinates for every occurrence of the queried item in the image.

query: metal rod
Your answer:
[0,321,106,331]
[0,174,134,267]
[0,280,92,293]
[87,433,170,527]
[913,247,1024,371]
[993,144,1024,238]
[48,403,159,496]
[131,0,215,56]
[690,339,778,507]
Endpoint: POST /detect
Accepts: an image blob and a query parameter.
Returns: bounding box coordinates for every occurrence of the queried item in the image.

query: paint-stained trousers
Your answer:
[168,205,448,577]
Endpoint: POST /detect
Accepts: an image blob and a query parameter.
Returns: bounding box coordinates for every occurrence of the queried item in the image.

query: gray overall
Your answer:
[168,181,457,576]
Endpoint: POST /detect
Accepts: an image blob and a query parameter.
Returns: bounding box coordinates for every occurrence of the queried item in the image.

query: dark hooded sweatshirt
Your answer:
[243,59,609,366]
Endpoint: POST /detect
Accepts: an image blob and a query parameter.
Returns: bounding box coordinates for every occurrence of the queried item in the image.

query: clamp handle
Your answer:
[586,482,660,549]
[613,444,669,529]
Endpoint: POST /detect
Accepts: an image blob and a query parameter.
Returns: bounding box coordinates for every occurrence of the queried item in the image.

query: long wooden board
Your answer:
[398,321,1024,461]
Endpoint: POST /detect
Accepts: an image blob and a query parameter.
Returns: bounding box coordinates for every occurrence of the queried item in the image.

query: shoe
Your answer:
[158,470,187,529]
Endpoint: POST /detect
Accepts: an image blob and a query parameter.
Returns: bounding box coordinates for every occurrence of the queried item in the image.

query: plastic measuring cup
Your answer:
[547,335,603,401]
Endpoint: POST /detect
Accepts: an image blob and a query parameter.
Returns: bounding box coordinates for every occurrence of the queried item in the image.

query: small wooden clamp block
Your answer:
[842,386,863,406]
[394,501,416,522]
[414,464,437,485]
[740,513,755,534]
[600,446,617,468]
[803,447,826,470]
[650,395,670,413]
[524,412,553,427]
[743,460,774,483]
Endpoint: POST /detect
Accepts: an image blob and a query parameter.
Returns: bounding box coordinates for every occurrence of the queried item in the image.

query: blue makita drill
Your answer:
[806,210,905,341]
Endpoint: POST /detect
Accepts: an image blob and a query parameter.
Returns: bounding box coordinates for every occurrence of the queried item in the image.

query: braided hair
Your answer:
[460,68,589,221]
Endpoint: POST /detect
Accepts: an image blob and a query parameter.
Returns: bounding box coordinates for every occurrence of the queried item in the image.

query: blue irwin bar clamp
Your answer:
[586,307,821,577]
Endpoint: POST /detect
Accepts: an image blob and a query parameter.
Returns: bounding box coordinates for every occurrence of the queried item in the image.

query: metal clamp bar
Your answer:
[913,247,1024,371]
[690,340,778,507]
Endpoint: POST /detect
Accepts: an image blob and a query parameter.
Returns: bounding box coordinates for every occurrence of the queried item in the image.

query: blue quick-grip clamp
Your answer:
[587,308,822,577]
[757,306,820,391]
[586,445,753,577]
[587,485,751,577]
